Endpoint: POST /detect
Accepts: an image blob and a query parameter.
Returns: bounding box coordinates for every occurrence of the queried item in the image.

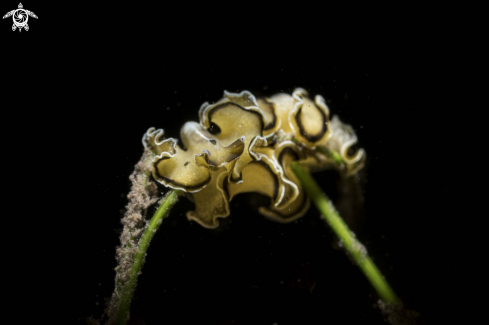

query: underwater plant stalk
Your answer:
[290,162,400,304]
[115,189,181,325]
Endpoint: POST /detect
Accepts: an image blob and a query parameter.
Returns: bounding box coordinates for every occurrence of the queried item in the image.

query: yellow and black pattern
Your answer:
[143,88,365,228]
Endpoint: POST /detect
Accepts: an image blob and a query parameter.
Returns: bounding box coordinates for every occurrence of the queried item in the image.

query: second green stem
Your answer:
[116,189,181,325]
[290,162,400,304]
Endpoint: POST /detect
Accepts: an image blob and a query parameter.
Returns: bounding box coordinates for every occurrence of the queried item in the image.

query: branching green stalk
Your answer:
[115,189,181,325]
[290,162,400,304]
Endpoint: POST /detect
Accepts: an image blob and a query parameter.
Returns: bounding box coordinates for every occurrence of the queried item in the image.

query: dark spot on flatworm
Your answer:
[184,161,190,167]
[208,102,264,134]
[209,140,217,145]
[347,143,359,157]
[208,122,221,135]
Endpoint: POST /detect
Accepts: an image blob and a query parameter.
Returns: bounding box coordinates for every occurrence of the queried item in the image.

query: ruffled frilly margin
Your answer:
[143,89,366,228]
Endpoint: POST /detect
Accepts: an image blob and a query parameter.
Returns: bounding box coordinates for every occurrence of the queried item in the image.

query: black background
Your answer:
[2,3,465,324]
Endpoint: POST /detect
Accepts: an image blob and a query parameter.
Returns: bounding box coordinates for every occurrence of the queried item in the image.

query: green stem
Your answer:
[316,146,344,167]
[116,189,181,325]
[290,162,400,304]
